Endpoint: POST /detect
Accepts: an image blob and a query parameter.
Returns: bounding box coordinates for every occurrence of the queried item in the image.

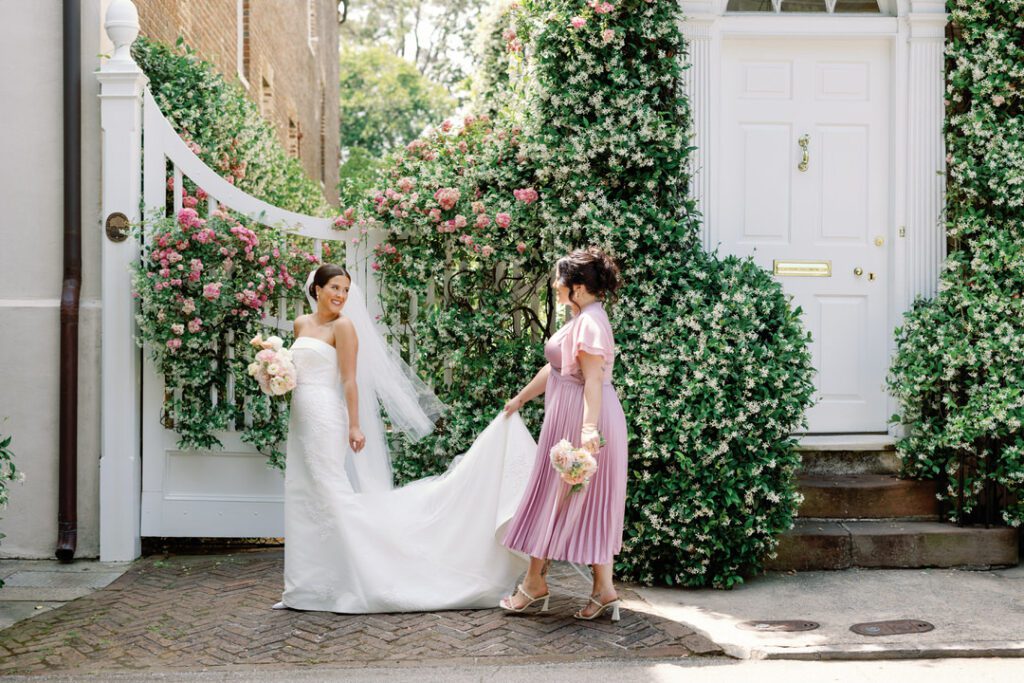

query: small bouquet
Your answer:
[247,334,297,396]
[549,439,598,493]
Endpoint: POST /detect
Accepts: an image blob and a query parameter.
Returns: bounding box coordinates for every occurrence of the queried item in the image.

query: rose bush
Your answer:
[131,185,327,469]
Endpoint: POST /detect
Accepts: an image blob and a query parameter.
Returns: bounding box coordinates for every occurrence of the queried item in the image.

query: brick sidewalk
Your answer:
[0,549,718,676]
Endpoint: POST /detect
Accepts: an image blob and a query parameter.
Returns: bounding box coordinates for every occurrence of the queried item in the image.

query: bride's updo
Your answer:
[308,263,351,301]
[555,246,621,306]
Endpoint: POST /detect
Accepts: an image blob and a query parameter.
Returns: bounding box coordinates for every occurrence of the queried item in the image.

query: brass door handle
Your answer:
[854,267,864,276]
[798,134,810,172]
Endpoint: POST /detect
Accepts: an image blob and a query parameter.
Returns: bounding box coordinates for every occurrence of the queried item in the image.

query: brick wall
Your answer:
[136,0,339,205]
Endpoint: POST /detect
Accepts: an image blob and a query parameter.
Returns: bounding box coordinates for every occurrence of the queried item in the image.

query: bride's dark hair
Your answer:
[555,246,621,307]
[308,263,351,301]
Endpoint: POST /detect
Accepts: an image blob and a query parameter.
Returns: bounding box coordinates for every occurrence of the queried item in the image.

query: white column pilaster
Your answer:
[680,3,725,251]
[904,8,947,303]
[97,0,145,561]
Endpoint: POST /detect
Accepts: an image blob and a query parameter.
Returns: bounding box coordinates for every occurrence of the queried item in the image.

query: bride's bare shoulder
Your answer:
[293,314,311,334]
[332,315,356,334]
[332,315,357,347]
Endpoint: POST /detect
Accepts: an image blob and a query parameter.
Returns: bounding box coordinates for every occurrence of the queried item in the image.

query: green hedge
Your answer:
[132,36,331,216]
[888,0,1024,526]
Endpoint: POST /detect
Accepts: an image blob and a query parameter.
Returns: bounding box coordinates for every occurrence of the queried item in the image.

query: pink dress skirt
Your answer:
[502,301,628,565]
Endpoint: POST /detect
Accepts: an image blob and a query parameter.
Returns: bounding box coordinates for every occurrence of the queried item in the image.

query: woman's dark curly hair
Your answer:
[308,263,351,301]
[555,246,622,308]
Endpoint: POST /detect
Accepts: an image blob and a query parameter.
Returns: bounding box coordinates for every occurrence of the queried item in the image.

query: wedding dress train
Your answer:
[280,335,533,613]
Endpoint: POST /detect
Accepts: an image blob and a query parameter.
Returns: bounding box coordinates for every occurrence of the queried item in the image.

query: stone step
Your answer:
[797,474,938,519]
[796,434,899,475]
[766,520,1020,572]
[798,449,901,476]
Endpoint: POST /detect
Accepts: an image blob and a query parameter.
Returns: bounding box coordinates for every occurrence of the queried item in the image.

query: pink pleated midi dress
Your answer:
[502,301,628,566]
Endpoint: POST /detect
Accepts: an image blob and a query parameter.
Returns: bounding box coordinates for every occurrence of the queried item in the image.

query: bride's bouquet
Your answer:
[549,439,598,493]
[247,334,297,396]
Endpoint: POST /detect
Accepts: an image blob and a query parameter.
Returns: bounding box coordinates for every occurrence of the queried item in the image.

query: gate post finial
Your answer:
[104,0,140,65]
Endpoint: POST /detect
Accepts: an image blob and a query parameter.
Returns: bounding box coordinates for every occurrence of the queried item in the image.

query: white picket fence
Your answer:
[97,1,380,559]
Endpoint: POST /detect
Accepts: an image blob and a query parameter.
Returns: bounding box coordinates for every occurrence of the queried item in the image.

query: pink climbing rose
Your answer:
[496,212,512,228]
[202,282,222,300]
[513,187,539,204]
[570,16,586,29]
[434,187,461,210]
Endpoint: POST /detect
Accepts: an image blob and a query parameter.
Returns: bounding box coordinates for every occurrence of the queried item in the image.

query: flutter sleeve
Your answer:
[559,311,614,378]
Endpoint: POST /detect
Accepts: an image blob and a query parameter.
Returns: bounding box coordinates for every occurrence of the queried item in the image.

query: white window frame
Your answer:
[236,0,250,88]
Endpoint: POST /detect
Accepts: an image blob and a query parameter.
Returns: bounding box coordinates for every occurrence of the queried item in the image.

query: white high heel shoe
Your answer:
[498,584,550,613]
[573,595,621,622]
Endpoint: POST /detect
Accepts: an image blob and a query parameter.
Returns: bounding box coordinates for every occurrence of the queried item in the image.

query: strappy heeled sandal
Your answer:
[499,583,550,613]
[573,595,621,622]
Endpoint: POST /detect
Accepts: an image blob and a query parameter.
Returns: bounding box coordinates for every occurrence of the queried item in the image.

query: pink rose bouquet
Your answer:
[549,439,598,493]
[247,334,297,396]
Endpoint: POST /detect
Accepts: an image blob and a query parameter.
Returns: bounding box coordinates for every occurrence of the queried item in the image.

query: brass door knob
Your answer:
[854,267,864,276]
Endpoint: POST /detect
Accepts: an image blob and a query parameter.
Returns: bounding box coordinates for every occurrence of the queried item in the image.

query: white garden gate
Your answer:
[98,1,381,559]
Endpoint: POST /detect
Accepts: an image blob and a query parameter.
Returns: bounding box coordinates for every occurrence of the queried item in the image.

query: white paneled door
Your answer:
[719,38,891,433]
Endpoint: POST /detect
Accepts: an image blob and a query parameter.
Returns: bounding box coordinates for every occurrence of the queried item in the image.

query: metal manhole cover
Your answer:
[737,620,820,632]
[850,620,934,636]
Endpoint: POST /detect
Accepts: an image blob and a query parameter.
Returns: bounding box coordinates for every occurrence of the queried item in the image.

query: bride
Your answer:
[274,263,534,613]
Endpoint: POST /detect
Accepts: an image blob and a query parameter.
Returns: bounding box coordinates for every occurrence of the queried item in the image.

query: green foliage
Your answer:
[339,46,455,157]
[341,0,490,94]
[132,36,330,216]
[0,431,22,585]
[361,0,814,588]
[338,147,388,208]
[470,2,523,117]
[888,0,1024,526]
[337,46,455,205]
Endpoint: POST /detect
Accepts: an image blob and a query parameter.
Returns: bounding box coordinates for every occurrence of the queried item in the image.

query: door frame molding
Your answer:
[680,0,947,437]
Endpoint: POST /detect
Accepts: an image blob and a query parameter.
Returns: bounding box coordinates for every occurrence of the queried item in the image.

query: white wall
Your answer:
[0,0,107,558]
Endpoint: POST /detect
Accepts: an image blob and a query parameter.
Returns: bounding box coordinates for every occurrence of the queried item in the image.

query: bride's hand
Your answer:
[503,396,523,417]
[349,426,366,453]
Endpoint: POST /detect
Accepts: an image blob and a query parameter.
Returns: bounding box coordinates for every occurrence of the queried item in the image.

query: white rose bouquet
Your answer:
[248,334,297,396]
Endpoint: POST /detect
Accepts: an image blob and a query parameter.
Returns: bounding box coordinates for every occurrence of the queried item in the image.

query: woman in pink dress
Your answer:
[500,247,628,621]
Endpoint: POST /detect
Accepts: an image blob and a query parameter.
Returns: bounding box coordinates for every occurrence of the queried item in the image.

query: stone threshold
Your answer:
[796,434,896,451]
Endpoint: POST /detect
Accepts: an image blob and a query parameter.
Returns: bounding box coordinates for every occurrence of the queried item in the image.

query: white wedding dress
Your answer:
[280,335,533,613]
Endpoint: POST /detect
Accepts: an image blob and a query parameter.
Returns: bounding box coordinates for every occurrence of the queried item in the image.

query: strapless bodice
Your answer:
[290,337,341,388]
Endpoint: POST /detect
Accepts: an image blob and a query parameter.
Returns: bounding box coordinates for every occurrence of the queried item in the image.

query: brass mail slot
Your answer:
[773,259,832,277]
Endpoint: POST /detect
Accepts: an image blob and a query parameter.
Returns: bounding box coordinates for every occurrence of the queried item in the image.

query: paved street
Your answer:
[2,656,1024,682]
[0,550,717,677]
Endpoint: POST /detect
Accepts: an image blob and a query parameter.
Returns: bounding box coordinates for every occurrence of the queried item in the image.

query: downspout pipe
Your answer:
[57,0,82,562]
